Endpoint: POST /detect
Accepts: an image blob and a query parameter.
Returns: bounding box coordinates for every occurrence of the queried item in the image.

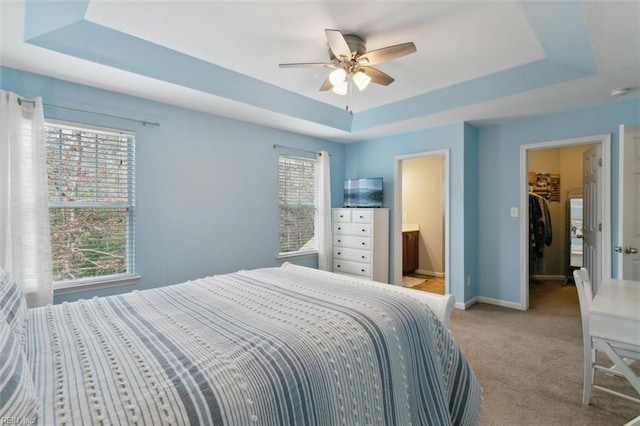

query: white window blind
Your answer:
[278,155,317,255]
[45,122,135,283]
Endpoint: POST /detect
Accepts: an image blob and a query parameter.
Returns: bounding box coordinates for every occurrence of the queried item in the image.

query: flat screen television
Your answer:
[344,177,383,208]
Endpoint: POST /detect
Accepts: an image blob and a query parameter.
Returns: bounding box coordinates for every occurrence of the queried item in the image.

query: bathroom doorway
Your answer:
[394,150,449,295]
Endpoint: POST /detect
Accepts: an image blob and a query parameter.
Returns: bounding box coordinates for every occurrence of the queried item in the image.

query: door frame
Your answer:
[393,149,450,293]
[519,134,611,310]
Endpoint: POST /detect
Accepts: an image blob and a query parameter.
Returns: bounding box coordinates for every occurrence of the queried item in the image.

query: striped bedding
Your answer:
[26,264,481,425]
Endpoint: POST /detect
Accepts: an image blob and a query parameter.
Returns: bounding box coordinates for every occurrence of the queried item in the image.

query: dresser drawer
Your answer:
[333,209,352,223]
[334,260,371,278]
[333,223,372,237]
[334,235,371,250]
[351,210,372,223]
[333,247,371,263]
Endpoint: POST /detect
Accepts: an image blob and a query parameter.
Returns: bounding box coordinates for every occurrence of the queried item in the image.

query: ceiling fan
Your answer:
[279,29,417,96]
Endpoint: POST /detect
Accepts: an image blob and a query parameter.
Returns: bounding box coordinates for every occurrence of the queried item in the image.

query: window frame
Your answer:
[45,120,139,293]
[277,154,319,258]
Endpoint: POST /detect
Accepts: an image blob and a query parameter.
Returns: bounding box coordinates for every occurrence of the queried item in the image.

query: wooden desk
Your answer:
[590,278,640,346]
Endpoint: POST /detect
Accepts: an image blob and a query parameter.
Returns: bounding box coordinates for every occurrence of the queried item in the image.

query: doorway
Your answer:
[520,135,611,310]
[393,150,450,295]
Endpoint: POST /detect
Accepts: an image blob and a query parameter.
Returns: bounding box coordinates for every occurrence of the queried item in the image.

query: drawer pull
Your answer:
[338,227,342,230]
[337,252,341,255]
[361,256,365,259]
[337,265,341,268]
[338,239,341,243]
[362,229,366,232]
[361,269,365,272]
[361,242,365,246]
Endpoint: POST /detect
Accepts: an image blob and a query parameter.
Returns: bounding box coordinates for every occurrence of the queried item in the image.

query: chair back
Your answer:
[573,268,593,333]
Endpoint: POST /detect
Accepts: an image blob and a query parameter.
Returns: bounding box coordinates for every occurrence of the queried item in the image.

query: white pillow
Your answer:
[0,268,28,349]
[0,313,39,421]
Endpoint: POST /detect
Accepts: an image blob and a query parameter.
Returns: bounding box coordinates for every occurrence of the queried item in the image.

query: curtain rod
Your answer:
[18,98,160,127]
[273,144,330,156]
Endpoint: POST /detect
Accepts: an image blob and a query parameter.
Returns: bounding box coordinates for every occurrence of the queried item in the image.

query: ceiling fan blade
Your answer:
[319,78,333,91]
[358,42,416,66]
[279,62,335,68]
[361,67,395,86]
[325,29,352,59]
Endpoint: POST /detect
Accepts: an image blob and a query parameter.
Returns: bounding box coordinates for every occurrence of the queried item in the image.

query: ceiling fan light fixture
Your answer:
[329,68,347,87]
[279,30,416,97]
[353,71,371,91]
[332,81,348,96]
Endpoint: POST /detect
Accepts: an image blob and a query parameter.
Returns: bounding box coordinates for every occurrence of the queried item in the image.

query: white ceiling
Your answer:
[1,0,639,142]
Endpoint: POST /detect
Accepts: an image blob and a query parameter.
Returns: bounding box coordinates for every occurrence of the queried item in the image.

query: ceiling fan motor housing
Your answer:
[329,34,367,60]
[278,29,414,92]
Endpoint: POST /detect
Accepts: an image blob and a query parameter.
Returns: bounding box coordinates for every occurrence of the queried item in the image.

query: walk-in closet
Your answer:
[527,144,596,285]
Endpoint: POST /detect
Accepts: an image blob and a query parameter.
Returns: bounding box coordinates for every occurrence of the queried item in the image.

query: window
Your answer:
[278,155,317,255]
[45,122,135,287]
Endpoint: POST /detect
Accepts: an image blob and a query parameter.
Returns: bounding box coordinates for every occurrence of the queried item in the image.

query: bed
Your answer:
[1,263,482,425]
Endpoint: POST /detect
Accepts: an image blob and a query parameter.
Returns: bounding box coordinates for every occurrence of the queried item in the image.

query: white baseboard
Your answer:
[455,296,523,311]
[416,269,445,278]
[529,274,566,281]
[477,296,524,311]
[454,297,478,310]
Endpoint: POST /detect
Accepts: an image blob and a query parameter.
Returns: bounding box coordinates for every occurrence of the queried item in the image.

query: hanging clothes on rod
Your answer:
[529,192,553,272]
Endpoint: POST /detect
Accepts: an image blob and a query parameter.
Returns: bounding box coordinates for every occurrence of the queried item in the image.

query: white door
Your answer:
[617,125,640,279]
[583,145,602,292]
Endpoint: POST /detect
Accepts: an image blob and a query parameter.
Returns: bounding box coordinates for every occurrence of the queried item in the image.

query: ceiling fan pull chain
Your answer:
[346,78,353,114]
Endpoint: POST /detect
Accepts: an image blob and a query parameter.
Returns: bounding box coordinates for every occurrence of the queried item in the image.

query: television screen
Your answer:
[344,177,383,208]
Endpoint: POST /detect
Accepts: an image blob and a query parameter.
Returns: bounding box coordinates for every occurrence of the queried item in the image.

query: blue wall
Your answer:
[476,99,640,304]
[344,123,477,306]
[343,99,640,308]
[3,66,639,308]
[1,67,346,303]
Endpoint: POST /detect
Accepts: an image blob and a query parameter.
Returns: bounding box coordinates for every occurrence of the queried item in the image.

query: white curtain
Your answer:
[0,91,53,307]
[316,151,332,271]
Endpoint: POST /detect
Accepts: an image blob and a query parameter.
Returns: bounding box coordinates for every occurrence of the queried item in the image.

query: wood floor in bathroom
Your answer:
[405,273,445,295]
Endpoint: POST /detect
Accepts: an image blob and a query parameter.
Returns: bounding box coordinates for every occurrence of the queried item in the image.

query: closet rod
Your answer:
[272,144,330,156]
[18,98,160,127]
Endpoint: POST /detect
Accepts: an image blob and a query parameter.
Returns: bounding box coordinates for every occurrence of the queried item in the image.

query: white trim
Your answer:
[529,274,566,281]
[477,296,523,311]
[455,296,478,310]
[276,250,318,260]
[520,134,611,310]
[54,274,140,295]
[394,150,450,297]
[415,269,445,278]
[618,124,625,278]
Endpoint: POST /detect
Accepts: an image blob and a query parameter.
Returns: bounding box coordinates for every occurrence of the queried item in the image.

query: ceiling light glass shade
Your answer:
[329,68,347,87]
[353,71,371,91]
[332,81,348,96]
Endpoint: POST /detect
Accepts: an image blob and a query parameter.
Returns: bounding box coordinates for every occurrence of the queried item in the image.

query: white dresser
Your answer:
[332,208,389,283]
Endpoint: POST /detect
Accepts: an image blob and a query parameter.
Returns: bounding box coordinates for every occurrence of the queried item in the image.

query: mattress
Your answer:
[25,264,481,425]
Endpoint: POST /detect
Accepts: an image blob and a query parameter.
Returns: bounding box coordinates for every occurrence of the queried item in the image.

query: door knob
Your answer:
[624,246,639,254]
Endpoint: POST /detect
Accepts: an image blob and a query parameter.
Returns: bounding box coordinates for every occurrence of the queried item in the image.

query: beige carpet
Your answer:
[449,280,639,425]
